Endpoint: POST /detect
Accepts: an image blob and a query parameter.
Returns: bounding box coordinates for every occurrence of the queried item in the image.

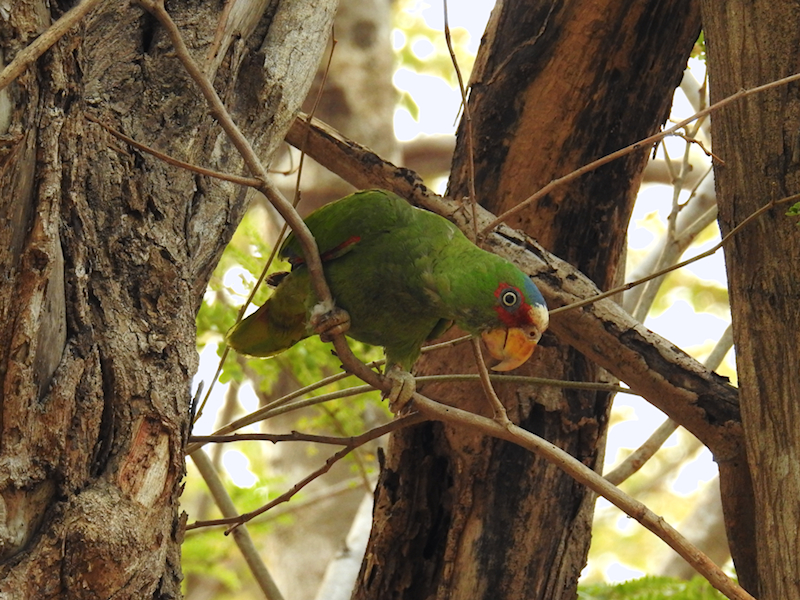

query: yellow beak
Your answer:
[481,327,539,372]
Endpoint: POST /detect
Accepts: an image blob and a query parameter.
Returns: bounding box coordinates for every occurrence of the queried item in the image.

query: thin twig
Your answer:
[0,0,107,92]
[443,0,478,240]
[482,69,800,234]
[190,449,285,600]
[190,429,394,446]
[549,192,800,316]
[84,114,262,188]
[470,338,512,426]
[320,403,373,490]
[186,413,424,531]
[187,373,635,450]
[185,383,378,454]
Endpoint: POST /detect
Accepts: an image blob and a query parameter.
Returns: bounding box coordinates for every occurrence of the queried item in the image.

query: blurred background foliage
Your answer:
[184,1,734,598]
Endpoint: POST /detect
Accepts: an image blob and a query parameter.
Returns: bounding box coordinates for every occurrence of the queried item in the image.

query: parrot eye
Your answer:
[500,289,519,307]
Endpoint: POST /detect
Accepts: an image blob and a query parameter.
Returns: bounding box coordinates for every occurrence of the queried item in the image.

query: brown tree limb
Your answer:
[285,115,742,460]
[0,0,108,92]
[604,325,733,485]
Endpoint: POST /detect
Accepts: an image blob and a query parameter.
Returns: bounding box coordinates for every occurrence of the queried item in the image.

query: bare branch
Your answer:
[187,414,424,531]
[470,338,512,426]
[443,0,478,240]
[407,393,754,600]
[481,68,800,233]
[0,0,107,92]
[284,115,742,460]
[191,449,285,600]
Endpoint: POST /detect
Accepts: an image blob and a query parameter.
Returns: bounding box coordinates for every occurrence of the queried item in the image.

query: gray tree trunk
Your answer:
[0,1,334,597]
[701,0,800,597]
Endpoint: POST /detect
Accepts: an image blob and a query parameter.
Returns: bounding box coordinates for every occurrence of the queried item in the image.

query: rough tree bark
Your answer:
[701,1,800,597]
[355,2,702,599]
[0,1,334,597]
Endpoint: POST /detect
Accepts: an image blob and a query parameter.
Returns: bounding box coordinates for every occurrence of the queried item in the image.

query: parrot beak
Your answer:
[481,325,541,372]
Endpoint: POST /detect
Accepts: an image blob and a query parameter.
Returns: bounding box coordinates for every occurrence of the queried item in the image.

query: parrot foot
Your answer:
[383,365,416,414]
[309,303,351,342]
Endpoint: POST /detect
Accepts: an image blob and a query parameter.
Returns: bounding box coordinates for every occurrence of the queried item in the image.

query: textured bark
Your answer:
[701,1,800,597]
[0,1,334,597]
[353,2,702,599]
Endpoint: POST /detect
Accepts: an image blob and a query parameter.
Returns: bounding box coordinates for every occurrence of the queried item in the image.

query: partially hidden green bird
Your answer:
[226,189,549,376]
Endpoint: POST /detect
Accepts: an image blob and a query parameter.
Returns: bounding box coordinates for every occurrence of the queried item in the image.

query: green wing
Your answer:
[280,190,414,266]
[227,189,420,358]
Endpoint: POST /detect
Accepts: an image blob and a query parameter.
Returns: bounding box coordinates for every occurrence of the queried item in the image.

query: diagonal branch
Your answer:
[285,115,742,460]
[325,334,753,600]
[191,449,285,600]
[0,0,108,92]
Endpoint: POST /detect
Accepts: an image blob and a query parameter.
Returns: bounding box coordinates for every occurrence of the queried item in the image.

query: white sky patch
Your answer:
[237,379,260,416]
[191,341,229,436]
[222,449,258,488]
[393,68,462,140]
[605,562,646,584]
[672,447,718,495]
[222,266,256,303]
[391,28,406,51]
[644,300,730,350]
[411,36,435,59]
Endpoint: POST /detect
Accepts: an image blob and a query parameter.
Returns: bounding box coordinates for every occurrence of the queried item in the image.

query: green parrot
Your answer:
[227,189,549,377]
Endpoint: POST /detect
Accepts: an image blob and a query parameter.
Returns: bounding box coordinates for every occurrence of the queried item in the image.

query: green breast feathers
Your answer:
[226,189,549,372]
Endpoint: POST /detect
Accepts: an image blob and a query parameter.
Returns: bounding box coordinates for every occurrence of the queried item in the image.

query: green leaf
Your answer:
[578,576,727,599]
[786,200,800,220]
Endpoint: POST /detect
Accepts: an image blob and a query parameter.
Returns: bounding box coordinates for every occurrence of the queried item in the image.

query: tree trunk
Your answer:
[701,1,800,597]
[0,2,334,597]
[355,2,700,599]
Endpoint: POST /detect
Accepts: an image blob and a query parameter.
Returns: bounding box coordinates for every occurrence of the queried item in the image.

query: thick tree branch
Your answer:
[286,115,742,461]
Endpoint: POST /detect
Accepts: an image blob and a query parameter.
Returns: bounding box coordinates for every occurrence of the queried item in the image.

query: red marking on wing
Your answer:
[289,235,362,268]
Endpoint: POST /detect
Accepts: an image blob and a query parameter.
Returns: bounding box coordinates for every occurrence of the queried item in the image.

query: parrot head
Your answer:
[478,276,549,371]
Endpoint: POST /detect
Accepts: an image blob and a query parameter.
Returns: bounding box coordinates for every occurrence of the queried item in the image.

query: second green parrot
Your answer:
[227,189,549,373]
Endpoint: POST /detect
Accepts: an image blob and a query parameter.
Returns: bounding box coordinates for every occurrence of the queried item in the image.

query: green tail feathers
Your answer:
[226,270,311,358]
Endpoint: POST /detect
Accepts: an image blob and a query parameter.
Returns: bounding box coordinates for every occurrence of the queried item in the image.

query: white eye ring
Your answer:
[501,290,518,307]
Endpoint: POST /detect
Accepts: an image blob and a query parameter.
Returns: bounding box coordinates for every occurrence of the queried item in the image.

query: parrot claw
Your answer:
[383,365,416,414]
[309,304,351,342]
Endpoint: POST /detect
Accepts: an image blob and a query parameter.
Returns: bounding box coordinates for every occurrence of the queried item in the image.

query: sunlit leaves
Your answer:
[392,0,475,92]
[579,576,725,599]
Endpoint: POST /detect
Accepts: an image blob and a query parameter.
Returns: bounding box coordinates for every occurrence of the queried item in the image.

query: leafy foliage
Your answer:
[392,0,476,121]
[579,576,725,599]
[786,200,800,223]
